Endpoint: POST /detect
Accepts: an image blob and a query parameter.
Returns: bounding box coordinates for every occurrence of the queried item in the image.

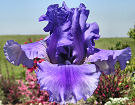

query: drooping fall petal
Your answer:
[36,61,101,104]
[85,47,131,74]
[4,40,48,68]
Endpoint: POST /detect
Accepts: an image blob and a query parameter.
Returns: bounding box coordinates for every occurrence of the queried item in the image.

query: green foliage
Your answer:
[93,69,131,104]
[125,57,135,73]
[127,77,135,101]
[128,25,135,40]
[109,41,129,50]
[95,37,135,57]
[86,96,97,104]
[124,57,135,102]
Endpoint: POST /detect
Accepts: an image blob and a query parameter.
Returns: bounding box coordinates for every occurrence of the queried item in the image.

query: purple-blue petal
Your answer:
[62,1,71,11]
[46,31,61,64]
[21,40,48,60]
[84,22,100,56]
[36,61,101,104]
[79,4,89,31]
[43,22,54,32]
[85,47,131,74]
[39,15,48,22]
[40,3,69,25]
[39,3,73,64]
[79,3,86,9]
[71,8,85,64]
[39,2,94,64]
[4,40,49,68]
[85,22,99,40]
[45,20,73,64]
[4,40,34,68]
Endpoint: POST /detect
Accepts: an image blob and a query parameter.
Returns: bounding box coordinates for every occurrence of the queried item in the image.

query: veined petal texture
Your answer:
[36,61,101,104]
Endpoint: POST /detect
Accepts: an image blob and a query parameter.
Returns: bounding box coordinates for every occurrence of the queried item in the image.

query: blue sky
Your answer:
[0,0,135,37]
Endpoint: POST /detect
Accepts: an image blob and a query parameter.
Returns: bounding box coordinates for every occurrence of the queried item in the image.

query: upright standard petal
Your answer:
[39,3,70,32]
[36,61,101,104]
[39,3,92,65]
[4,40,48,68]
[39,3,73,64]
[71,8,85,64]
[85,47,131,74]
[84,22,100,56]
[46,20,73,64]
[62,1,71,11]
[79,3,89,32]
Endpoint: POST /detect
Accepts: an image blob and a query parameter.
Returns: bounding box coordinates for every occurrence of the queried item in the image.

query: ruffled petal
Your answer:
[39,3,93,65]
[21,40,48,59]
[39,3,69,26]
[39,3,91,64]
[39,15,48,22]
[62,1,71,11]
[79,3,89,32]
[4,40,33,68]
[85,47,131,74]
[39,3,73,64]
[84,22,100,56]
[36,61,101,104]
[4,40,48,68]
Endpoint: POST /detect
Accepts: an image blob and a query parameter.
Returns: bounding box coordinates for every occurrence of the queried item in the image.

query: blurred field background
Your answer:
[0,35,135,79]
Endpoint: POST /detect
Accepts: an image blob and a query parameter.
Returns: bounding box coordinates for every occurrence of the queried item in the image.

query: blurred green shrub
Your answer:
[109,41,129,50]
[128,25,135,40]
[126,57,135,103]
[125,57,135,73]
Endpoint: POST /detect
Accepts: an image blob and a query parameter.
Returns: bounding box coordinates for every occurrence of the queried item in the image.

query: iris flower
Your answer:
[4,2,131,104]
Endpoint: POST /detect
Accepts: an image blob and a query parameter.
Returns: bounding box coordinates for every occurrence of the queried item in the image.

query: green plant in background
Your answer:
[128,76,135,103]
[125,57,135,103]
[128,24,135,40]
[0,62,22,104]
[125,57,135,73]
[108,41,135,104]
[109,41,129,50]
[93,69,132,104]
[93,40,134,104]
[86,96,97,104]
